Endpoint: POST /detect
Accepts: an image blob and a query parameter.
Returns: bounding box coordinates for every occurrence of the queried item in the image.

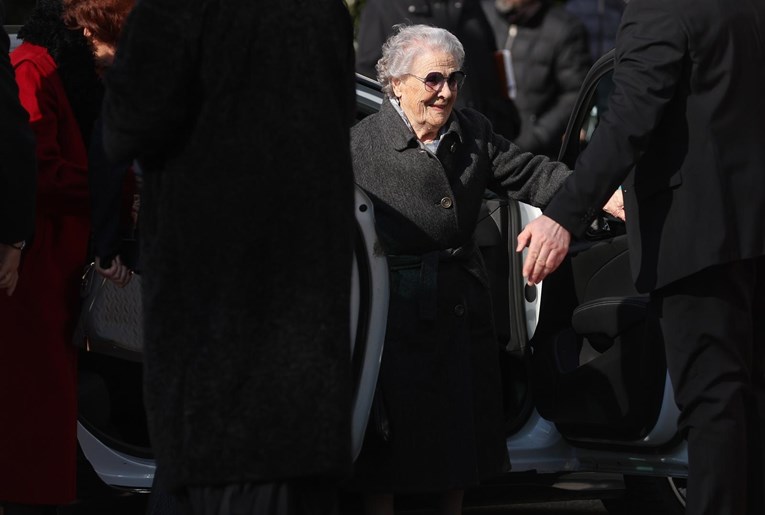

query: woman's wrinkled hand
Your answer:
[96,255,133,287]
[603,188,626,221]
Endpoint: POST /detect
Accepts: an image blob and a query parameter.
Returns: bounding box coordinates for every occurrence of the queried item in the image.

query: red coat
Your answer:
[0,42,90,505]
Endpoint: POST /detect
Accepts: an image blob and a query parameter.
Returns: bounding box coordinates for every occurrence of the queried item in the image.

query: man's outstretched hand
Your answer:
[516,215,571,285]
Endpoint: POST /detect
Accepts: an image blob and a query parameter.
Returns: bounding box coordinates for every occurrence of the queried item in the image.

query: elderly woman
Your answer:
[350,25,571,514]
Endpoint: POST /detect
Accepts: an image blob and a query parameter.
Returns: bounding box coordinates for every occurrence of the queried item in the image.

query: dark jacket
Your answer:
[0,19,36,245]
[545,0,765,292]
[484,0,591,157]
[356,0,521,140]
[354,100,570,257]
[350,99,569,490]
[102,0,356,491]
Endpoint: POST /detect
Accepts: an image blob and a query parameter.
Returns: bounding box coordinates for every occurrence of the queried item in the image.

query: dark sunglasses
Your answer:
[406,71,467,92]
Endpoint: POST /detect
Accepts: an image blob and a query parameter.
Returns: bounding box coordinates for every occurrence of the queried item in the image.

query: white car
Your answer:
[76,52,688,514]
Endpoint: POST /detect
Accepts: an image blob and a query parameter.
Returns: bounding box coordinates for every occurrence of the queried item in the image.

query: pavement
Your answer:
[42,465,619,514]
[57,494,608,515]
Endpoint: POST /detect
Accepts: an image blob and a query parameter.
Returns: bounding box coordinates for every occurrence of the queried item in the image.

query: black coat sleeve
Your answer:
[543,0,686,236]
[0,23,36,245]
[89,116,134,261]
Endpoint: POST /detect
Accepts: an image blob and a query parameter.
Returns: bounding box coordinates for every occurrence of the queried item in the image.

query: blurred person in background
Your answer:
[0,0,101,512]
[483,0,591,157]
[0,0,36,298]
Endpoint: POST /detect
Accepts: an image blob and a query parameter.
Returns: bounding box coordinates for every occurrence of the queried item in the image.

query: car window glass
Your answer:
[578,70,616,151]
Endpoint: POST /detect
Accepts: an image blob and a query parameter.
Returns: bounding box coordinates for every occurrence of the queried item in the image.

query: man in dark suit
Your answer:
[0,2,36,296]
[516,0,765,514]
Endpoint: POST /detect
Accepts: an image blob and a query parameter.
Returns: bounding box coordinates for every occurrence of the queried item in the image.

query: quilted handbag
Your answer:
[73,262,143,362]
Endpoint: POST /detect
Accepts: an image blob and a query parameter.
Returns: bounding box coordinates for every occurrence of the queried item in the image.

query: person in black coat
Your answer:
[62,0,136,286]
[483,0,591,157]
[101,0,357,513]
[518,0,765,513]
[350,24,574,515]
[0,2,36,296]
[356,0,522,140]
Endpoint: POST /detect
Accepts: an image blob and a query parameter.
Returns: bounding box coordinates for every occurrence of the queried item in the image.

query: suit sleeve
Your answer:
[89,116,135,259]
[102,0,203,164]
[0,25,36,245]
[543,0,687,236]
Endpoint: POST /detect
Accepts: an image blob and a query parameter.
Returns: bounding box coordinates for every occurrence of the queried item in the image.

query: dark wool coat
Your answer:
[484,0,591,157]
[350,100,570,492]
[102,0,356,491]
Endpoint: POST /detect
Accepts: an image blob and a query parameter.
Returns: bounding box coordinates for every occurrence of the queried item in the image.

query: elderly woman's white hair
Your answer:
[375,24,465,98]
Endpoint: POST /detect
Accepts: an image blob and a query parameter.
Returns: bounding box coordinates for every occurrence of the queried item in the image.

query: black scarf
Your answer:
[18,0,103,146]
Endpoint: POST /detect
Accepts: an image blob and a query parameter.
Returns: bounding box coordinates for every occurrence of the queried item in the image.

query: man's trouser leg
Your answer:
[652,257,765,515]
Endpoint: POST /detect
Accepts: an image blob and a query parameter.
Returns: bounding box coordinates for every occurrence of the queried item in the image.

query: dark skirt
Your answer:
[350,260,510,493]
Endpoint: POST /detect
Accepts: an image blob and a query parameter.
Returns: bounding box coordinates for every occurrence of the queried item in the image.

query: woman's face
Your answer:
[391,50,460,141]
[83,28,116,69]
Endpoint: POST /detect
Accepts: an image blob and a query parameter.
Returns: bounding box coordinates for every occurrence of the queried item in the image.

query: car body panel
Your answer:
[349,187,389,460]
[77,423,154,490]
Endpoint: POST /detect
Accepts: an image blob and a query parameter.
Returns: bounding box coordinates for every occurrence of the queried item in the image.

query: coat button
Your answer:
[440,196,453,209]
[450,142,458,153]
[453,304,465,317]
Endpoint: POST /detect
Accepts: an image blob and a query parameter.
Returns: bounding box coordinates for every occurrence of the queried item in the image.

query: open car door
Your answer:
[530,50,681,450]
[475,50,689,513]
